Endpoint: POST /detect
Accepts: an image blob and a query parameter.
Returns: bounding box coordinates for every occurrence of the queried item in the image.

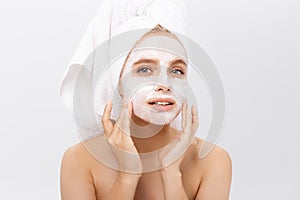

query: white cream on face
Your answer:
[120,35,188,125]
[120,35,187,125]
[130,84,182,125]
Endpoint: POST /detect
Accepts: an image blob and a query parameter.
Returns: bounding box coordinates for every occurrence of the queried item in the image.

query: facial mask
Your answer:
[121,57,188,125]
[70,27,224,173]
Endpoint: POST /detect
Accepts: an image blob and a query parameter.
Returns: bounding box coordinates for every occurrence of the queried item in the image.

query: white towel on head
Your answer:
[110,0,188,36]
[59,0,188,112]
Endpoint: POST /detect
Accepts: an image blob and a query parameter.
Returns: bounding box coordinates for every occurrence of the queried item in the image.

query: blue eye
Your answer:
[137,67,152,74]
[170,69,185,75]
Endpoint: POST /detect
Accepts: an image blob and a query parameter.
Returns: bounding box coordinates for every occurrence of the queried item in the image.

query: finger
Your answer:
[109,123,123,147]
[116,98,127,124]
[191,106,198,124]
[181,101,187,129]
[108,100,125,143]
[182,103,192,133]
[122,97,129,109]
[123,99,132,129]
[102,101,113,137]
[102,101,112,125]
[185,104,192,127]
[123,100,133,133]
[121,132,135,149]
[123,98,132,130]
[191,105,199,132]
[114,98,130,138]
[182,105,193,142]
[128,99,133,117]
[113,107,125,137]
[186,105,192,125]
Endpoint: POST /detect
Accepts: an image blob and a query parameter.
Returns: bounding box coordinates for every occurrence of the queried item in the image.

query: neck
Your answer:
[130,114,176,153]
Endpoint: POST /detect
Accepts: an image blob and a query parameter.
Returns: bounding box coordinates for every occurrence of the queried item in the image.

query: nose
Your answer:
[155,85,171,93]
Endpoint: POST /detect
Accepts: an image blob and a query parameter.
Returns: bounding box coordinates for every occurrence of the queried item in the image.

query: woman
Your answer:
[60,24,232,199]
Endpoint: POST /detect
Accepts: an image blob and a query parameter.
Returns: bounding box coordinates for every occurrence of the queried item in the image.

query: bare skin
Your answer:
[60,101,232,200]
[60,135,231,200]
[61,26,232,199]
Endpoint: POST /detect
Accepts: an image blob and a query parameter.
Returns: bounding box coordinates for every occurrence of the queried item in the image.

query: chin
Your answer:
[133,104,181,126]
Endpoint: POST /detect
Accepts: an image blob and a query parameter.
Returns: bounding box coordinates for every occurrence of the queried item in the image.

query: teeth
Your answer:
[155,102,171,106]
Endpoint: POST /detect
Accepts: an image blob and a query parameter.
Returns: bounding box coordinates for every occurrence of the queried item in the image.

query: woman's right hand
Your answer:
[101,99,143,174]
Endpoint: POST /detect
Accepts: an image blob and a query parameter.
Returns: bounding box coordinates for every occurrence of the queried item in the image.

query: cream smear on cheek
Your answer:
[121,50,187,125]
[130,84,182,125]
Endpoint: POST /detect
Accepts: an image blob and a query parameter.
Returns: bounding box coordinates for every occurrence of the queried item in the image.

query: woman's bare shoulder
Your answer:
[61,135,107,166]
[192,137,232,176]
[60,138,107,199]
[187,138,232,199]
[194,137,230,157]
[61,142,92,171]
[182,137,231,172]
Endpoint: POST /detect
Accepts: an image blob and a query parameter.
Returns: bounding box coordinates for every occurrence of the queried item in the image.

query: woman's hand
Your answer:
[102,99,143,174]
[159,102,199,200]
[159,101,199,172]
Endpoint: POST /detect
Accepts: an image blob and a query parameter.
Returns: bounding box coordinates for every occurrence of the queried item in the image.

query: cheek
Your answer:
[130,87,151,111]
[130,88,183,125]
[131,90,148,103]
[170,79,187,98]
[130,91,152,123]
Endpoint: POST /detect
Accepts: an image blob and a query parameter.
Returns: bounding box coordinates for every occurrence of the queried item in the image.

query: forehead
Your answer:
[128,34,187,62]
[119,33,188,77]
[127,48,183,64]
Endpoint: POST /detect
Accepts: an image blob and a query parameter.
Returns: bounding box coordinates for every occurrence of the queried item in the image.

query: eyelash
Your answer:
[137,66,153,74]
[135,65,185,76]
[170,68,185,76]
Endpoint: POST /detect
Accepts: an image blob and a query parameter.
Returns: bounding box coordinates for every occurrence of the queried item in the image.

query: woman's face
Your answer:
[119,34,188,125]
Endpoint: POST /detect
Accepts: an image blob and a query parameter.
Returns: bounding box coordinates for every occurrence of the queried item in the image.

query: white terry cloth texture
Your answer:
[59,0,188,111]
[59,0,225,161]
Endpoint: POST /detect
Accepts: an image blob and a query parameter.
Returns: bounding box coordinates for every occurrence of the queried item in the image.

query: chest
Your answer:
[94,169,200,200]
[134,172,164,200]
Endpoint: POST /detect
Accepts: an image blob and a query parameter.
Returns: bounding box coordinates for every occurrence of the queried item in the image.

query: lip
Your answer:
[147,97,176,112]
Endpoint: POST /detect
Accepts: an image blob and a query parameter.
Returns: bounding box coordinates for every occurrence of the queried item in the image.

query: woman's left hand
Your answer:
[159,101,199,172]
[158,101,199,200]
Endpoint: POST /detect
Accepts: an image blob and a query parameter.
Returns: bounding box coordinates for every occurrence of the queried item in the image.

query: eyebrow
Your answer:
[170,59,187,67]
[133,58,159,66]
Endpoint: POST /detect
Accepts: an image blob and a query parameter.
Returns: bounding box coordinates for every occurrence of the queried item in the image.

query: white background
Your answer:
[0,0,299,199]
